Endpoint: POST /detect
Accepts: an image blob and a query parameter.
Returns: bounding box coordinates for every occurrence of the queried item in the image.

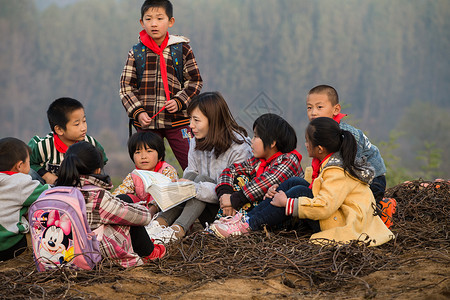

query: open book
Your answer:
[131,170,196,212]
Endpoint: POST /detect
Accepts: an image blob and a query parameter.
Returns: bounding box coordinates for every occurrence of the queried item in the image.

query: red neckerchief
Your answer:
[53,134,69,153]
[0,171,17,175]
[333,113,347,124]
[309,152,334,188]
[255,149,302,177]
[256,152,282,177]
[139,30,171,120]
[135,160,165,172]
[153,160,164,172]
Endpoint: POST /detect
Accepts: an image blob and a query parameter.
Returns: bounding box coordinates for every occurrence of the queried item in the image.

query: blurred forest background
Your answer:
[1,0,449,187]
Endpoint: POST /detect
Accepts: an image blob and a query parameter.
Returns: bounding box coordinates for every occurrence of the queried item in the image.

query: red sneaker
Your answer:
[378,198,397,229]
[143,244,166,262]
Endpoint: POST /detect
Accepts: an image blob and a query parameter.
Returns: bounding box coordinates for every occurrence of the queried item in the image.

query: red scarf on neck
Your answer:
[256,149,302,177]
[54,134,69,153]
[333,113,347,124]
[139,30,171,120]
[309,152,334,188]
[135,160,165,172]
[256,152,282,177]
[0,171,17,175]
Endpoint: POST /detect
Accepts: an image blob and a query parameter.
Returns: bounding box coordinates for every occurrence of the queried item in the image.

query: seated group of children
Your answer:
[0,85,395,268]
[0,0,394,268]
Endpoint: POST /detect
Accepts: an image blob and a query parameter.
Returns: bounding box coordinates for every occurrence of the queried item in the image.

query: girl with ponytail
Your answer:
[56,141,166,267]
[268,117,393,246]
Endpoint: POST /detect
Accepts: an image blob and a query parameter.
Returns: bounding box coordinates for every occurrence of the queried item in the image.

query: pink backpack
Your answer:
[29,187,102,271]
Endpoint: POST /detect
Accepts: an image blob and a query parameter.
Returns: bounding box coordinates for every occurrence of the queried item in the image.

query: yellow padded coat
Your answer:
[293,156,394,247]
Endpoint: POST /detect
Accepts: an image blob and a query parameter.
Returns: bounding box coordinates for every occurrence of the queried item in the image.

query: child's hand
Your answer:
[222,206,236,216]
[271,191,288,207]
[165,99,179,113]
[265,184,279,199]
[220,195,235,216]
[42,172,58,185]
[219,194,232,208]
[137,112,152,127]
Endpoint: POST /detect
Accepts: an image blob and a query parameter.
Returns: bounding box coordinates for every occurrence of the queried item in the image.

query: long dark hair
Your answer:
[55,141,104,187]
[306,117,361,178]
[187,92,248,158]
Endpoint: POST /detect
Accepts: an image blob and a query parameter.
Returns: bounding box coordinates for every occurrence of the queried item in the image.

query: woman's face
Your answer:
[189,107,209,139]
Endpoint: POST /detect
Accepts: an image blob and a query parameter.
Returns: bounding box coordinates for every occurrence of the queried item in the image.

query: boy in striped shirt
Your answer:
[28,97,108,185]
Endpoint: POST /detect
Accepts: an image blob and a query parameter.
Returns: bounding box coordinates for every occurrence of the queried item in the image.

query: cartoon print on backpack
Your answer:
[32,209,74,266]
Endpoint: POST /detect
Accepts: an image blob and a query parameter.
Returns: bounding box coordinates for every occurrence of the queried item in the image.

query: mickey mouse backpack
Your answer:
[29,187,102,271]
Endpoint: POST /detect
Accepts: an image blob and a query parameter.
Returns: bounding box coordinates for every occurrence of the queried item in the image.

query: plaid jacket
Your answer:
[120,35,203,129]
[79,175,152,268]
[216,151,304,210]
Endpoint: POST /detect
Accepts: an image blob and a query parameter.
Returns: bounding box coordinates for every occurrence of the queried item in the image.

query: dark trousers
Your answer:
[138,124,191,170]
[370,175,386,204]
[278,177,320,232]
[247,177,314,231]
[0,235,27,261]
[247,177,320,232]
[117,194,154,257]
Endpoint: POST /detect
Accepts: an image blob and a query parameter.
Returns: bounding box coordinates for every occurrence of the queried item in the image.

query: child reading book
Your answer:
[112,131,178,216]
[131,169,196,212]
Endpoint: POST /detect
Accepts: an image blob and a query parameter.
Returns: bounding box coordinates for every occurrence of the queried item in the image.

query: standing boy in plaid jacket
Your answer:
[120,0,202,170]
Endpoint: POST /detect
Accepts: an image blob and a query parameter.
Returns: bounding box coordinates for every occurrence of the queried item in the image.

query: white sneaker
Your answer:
[152,226,179,244]
[145,216,166,238]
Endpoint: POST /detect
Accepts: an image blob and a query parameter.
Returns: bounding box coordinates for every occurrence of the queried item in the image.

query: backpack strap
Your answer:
[132,42,147,90]
[130,42,147,138]
[170,43,184,86]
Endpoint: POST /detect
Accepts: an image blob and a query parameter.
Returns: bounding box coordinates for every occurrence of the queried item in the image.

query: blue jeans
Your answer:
[370,175,386,204]
[248,177,320,231]
[278,177,320,232]
[247,177,313,231]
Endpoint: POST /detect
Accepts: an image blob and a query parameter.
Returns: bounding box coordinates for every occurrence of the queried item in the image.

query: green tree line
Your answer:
[1,0,449,185]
